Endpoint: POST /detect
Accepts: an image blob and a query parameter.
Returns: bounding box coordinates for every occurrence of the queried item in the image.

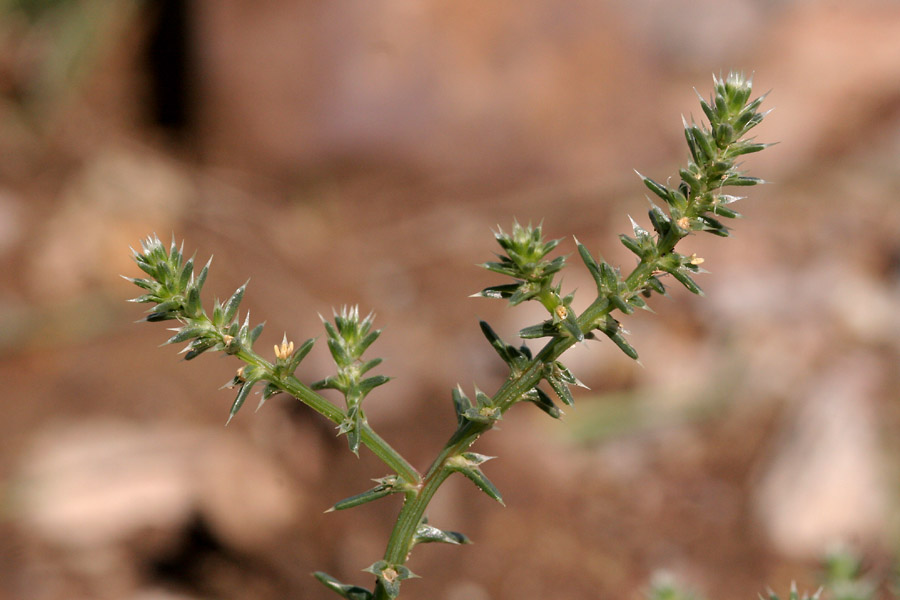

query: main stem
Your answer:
[372,231,690,600]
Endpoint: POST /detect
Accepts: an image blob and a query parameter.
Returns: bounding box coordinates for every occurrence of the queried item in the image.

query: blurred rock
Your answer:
[753,354,889,558]
[194,0,655,182]
[755,3,900,178]
[26,146,192,301]
[11,419,301,556]
[612,0,766,67]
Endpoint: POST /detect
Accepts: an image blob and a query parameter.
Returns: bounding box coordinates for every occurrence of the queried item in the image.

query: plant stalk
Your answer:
[236,347,422,485]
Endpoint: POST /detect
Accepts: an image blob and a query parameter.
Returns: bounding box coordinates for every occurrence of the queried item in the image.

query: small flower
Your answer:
[688,254,705,266]
[274,335,294,360]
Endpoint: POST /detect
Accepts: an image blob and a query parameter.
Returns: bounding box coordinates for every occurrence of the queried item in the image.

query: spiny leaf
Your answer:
[525,387,562,419]
[474,283,520,300]
[223,280,248,324]
[226,378,258,426]
[413,524,471,546]
[313,572,373,600]
[328,480,398,512]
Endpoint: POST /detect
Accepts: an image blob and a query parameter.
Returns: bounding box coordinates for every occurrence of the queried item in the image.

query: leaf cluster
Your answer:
[312,306,390,455]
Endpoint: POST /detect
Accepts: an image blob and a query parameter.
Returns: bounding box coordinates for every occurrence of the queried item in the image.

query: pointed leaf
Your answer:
[413,524,471,546]
[223,281,248,324]
[358,357,382,376]
[356,329,381,357]
[342,407,363,456]
[164,325,207,345]
[544,370,574,407]
[526,387,562,419]
[636,171,670,203]
[722,174,765,187]
[125,276,155,291]
[599,261,619,293]
[177,255,194,291]
[194,256,212,293]
[598,316,639,360]
[479,320,525,367]
[256,382,281,412]
[691,125,715,161]
[646,276,666,295]
[619,234,644,258]
[710,203,741,219]
[475,283,520,300]
[458,465,504,505]
[329,483,396,512]
[609,294,633,315]
[679,167,702,194]
[648,205,672,237]
[183,338,216,360]
[325,333,352,367]
[145,310,177,322]
[184,285,202,318]
[480,260,521,278]
[447,453,503,504]
[576,242,603,290]
[313,572,373,600]
[519,321,557,339]
[667,268,704,295]
[508,284,539,306]
[226,379,258,425]
[560,310,584,342]
[355,375,390,397]
[248,322,265,346]
[452,386,472,426]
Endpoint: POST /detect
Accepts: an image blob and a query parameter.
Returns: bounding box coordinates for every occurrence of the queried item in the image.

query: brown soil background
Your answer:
[1,2,900,599]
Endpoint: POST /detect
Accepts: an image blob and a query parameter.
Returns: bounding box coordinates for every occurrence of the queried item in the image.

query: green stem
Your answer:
[236,347,422,485]
[371,219,708,597]
[373,299,617,599]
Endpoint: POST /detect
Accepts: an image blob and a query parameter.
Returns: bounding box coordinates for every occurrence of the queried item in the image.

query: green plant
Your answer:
[644,546,882,600]
[127,72,769,599]
[819,547,877,600]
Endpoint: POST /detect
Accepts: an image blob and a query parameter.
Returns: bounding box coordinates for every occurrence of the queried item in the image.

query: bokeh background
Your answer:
[1,1,899,599]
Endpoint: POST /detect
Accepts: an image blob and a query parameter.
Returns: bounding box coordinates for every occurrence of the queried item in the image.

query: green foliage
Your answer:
[312,306,390,455]
[643,546,880,600]
[820,547,877,600]
[759,583,823,600]
[129,72,771,599]
[647,574,701,600]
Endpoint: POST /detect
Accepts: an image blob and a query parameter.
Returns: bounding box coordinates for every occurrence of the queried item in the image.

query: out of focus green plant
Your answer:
[129,73,770,599]
[0,0,136,116]
[646,546,881,600]
[819,547,877,600]
[647,573,702,600]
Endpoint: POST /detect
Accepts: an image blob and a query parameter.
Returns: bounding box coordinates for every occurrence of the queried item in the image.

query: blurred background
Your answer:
[1,1,899,599]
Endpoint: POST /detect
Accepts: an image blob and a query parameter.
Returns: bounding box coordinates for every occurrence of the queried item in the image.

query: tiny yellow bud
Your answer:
[676,217,691,230]
[222,334,234,345]
[274,340,295,360]
[554,305,568,320]
[689,254,705,266]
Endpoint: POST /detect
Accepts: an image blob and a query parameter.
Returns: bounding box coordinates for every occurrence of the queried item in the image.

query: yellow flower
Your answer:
[274,337,294,360]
